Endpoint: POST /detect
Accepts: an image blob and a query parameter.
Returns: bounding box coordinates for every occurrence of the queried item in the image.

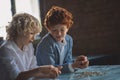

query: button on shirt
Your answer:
[0,40,38,80]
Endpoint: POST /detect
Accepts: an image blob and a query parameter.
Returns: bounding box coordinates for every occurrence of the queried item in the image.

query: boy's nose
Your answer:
[57,31,62,36]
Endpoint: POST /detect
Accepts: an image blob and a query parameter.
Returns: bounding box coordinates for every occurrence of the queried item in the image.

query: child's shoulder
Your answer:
[39,33,55,45]
[65,34,73,41]
[42,33,54,41]
[66,34,72,39]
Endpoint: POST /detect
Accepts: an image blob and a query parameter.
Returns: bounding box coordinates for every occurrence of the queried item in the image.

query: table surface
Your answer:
[59,65,120,80]
[40,65,120,80]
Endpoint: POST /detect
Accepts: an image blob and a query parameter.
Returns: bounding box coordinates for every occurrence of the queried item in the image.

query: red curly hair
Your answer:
[44,6,73,29]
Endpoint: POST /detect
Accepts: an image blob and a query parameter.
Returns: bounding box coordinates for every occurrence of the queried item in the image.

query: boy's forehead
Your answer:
[52,24,67,28]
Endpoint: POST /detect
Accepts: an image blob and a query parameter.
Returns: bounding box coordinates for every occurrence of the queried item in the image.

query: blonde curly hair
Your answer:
[6,13,41,40]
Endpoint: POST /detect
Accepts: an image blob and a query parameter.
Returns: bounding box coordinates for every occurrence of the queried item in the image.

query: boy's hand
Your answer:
[72,55,89,69]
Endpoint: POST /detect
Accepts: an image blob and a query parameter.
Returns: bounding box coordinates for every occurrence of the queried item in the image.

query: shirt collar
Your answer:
[8,40,28,52]
[57,38,67,46]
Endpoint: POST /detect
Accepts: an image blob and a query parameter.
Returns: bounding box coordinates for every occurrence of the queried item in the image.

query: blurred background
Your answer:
[39,0,120,56]
[0,0,120,58]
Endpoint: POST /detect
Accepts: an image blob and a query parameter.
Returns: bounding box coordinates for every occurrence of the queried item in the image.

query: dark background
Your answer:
[39,0,120,56]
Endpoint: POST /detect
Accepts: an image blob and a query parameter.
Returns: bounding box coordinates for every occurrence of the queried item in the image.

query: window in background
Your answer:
[0,0,12,39]
[0,0,41,40]
[15,0,41,25]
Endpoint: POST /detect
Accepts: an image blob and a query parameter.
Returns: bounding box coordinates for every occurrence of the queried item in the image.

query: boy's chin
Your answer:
[55,38,63,42]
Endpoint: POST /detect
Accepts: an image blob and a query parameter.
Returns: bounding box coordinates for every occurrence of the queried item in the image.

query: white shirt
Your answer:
[57,40,66,65]
[57,39,74,72]
[0,40,38,80]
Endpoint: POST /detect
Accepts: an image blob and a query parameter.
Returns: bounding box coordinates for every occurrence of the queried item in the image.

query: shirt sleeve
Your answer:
[0,56,20,80]
[36,41,56,66]
[0,47,20,80]
[68,63,74,72]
